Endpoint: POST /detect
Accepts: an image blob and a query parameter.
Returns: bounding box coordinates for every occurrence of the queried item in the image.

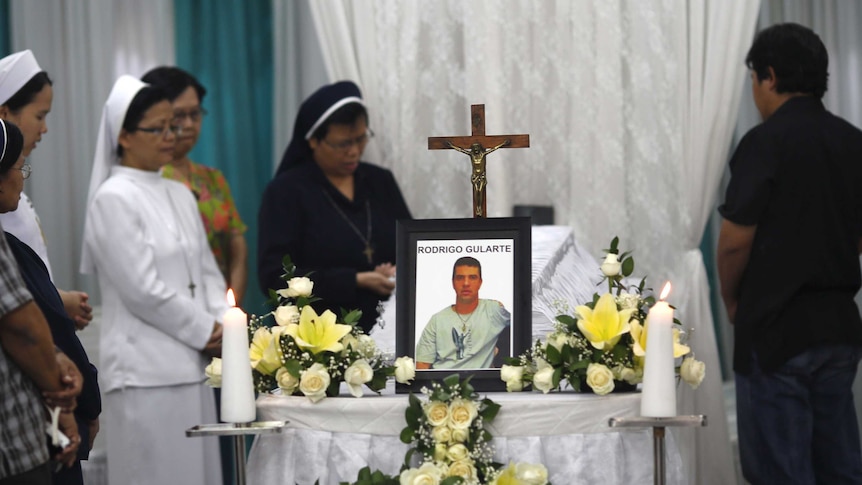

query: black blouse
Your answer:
[258,161,411,332]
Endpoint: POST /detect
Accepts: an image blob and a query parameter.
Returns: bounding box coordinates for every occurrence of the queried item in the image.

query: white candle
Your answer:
[640,282,677,417]
[220,289,256,423]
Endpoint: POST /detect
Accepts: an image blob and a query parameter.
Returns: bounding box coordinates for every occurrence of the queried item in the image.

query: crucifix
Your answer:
[428,104,530,218]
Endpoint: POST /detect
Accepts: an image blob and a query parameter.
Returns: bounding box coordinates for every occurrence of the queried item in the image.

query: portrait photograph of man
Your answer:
[413,239,514,370]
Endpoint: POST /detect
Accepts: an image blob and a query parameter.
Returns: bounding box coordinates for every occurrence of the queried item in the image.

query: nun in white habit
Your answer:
[81,75,226,485]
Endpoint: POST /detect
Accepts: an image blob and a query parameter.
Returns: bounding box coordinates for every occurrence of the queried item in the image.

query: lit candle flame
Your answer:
[226,288,237,307]
[659,282,672,301]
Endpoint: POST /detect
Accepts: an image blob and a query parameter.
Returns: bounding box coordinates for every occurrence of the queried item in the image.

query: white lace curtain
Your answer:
[308,1,759,483]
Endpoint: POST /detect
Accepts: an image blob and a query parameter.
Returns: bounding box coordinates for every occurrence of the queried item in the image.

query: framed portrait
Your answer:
[395,217,532,392]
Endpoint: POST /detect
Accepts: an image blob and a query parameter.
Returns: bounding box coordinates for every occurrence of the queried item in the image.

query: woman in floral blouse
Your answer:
[142,67,248,304]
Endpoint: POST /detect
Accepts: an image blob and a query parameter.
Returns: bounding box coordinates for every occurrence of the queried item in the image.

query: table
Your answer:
[246,387,685,485]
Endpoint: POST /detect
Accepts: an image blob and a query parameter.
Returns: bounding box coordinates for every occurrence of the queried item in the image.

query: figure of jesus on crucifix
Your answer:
[446,140,510,217]
[429,104,529,218]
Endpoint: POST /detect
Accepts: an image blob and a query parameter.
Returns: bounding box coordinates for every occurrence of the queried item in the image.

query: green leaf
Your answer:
[545,344,562,366]
[368,372,388,391]
[560,343,573,362]
[326,378,340,397]
[621,256,635,277]
[281,254,294,272]
[441,477,465,485]
[570,373,583,391]
[443,374,461,387]
[610,236,619,252]
[342,309,363,325]
[503,356,522,366]
[556,314,577,326]
[405,405,421,427]
[266,288,280,306]
[552,367,563,389]
[284,359,302,378]
[481,399,501,422]
[399,426,415,444]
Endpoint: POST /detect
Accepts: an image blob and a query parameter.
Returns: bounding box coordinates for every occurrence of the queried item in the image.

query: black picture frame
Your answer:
[395,217,532,392]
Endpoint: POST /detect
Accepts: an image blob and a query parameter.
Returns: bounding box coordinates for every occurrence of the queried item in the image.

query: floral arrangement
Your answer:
[206,256,416,403]
[499,237,706,395]
[340,374,550,485]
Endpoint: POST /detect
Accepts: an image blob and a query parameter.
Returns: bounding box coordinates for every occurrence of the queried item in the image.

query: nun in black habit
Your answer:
[258,81,411,333]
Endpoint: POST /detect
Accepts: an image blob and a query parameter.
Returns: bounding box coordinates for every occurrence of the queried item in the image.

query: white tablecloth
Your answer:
[246,388,685,485]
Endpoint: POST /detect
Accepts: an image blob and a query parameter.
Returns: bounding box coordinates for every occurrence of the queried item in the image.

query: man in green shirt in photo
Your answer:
[416,257,510,369]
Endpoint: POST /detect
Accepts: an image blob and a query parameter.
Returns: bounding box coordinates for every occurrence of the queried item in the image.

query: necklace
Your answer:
[322,189,374,265]
[455,309,475,333]
[164,188,197,297]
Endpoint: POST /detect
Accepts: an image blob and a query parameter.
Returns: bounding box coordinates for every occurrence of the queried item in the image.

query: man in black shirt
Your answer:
[718,23,862,484]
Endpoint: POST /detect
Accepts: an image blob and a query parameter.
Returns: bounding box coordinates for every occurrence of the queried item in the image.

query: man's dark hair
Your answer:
[452,256,482,280]
[745,22,828,99]
[141,66,207,103]
[310,102,368,141]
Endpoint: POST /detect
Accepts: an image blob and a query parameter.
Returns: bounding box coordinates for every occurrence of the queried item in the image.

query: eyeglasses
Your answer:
[16,162,31,180]
[135,124,182,137]
[321,129,374,152]
[173,108,207,124]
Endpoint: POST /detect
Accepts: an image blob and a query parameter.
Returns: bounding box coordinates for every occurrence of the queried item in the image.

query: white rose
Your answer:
[344,359,374,397]
[680,357,706,389]
[204,357,222,387]
[299,363,330,403]
[394,356,416,384]
[273,305,300,326]
[451,427,469,443]
[431,425,452,444]
[533,365,556,394]
[446,443,469,462]
[285,277,314,297]
[600,252,622,277]
[400,462,444,485]
[447,459,476,481]
[500,364,525,392]
[275,367,299,394]
[586,363,615,395]
[424,401,450,427]
[433,443,448,462]
[448,398,479,430]
[514,463,549,485]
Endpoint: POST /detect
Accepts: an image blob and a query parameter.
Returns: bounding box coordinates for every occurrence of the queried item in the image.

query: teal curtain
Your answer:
[0,0,9,56]
[174,0,273,316]
[174,4,272,483]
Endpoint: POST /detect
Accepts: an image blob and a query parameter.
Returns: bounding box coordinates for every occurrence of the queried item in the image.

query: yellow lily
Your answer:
[631,318,690,360]
[575,293,634,350]
[249,328,282,375]
[283,306,352,354]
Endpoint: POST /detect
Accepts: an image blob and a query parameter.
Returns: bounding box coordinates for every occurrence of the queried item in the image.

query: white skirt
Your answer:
[104,383,222,485]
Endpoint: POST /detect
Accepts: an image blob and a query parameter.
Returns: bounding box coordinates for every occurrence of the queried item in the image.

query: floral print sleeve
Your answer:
[162,161,247,278]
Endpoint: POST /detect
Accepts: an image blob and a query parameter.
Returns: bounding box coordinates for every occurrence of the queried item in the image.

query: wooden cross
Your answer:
[428,104,530,218]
